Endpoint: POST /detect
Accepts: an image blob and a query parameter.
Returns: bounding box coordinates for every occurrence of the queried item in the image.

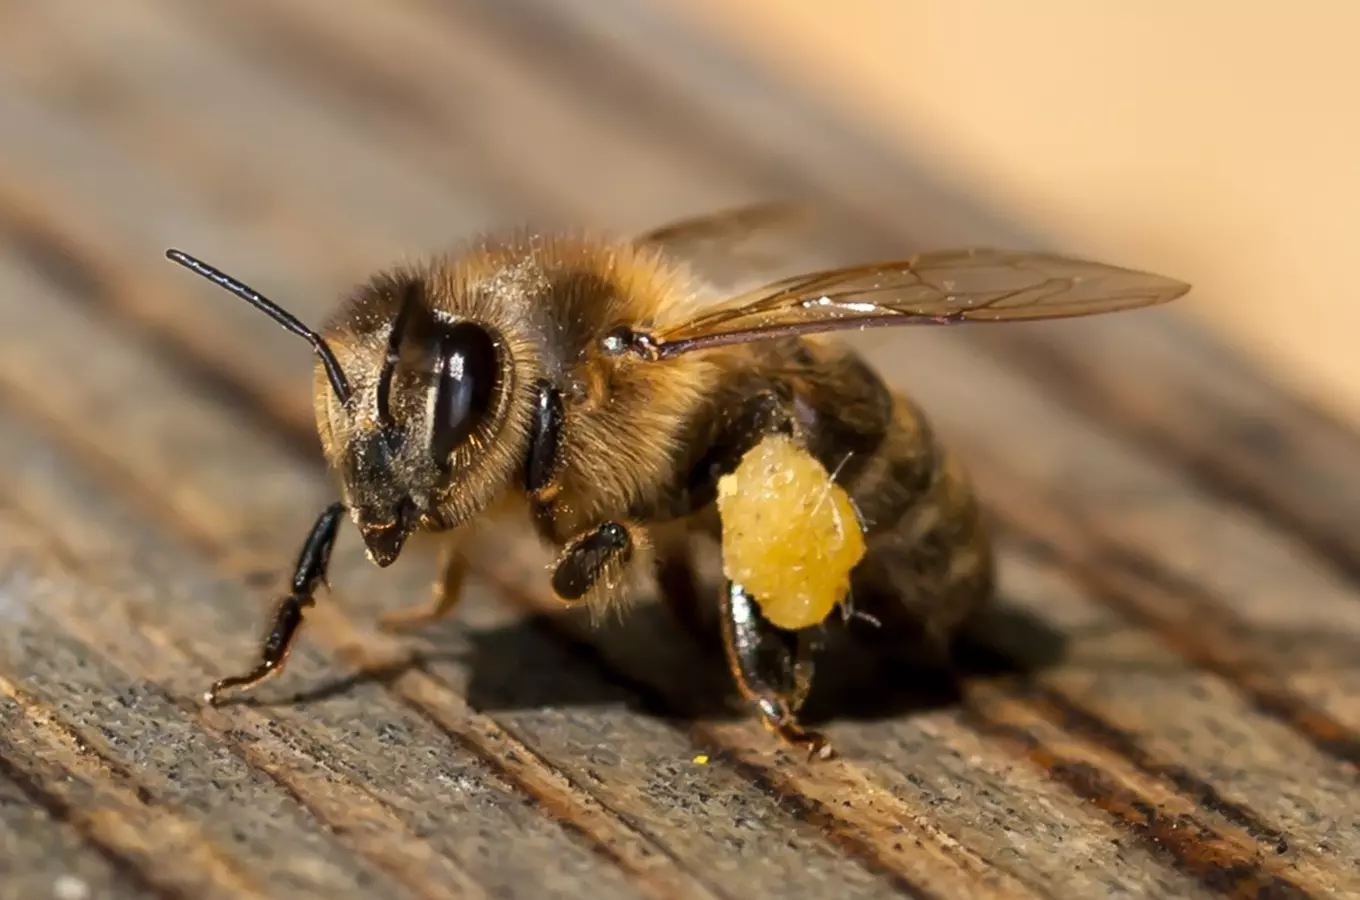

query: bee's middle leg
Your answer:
[550,520,652,608]
[653,529,715,646]
[719,580,833,759]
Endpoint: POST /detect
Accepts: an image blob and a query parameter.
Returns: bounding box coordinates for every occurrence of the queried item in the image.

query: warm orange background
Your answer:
[672,2,1360,424]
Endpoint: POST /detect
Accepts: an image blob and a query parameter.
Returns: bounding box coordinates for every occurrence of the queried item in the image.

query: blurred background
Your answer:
[677,1,1360,425]
[6,1,1352,422]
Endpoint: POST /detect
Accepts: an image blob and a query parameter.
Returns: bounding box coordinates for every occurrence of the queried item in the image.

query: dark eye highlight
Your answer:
[430,323,499,465]
[376,290,417,431]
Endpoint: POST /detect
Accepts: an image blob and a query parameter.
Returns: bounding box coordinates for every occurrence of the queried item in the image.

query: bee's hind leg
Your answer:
[719,580,833,760]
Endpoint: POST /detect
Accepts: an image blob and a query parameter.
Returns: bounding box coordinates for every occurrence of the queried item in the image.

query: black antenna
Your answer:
[165,249,352,405]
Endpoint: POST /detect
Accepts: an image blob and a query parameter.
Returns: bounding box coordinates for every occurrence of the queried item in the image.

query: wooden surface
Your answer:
[0,3,1357,899]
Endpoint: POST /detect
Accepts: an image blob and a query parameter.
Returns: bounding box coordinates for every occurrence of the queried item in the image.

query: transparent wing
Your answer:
[634,201,818,295]
[644,247,1190,359]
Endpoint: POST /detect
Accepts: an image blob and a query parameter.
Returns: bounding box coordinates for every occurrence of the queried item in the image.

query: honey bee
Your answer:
[166,203,1188,758]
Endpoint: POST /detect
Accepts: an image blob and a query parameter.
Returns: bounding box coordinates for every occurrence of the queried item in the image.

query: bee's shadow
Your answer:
[450,596,1073,728]
[260,582,1360,733]
[265,593,1073,727]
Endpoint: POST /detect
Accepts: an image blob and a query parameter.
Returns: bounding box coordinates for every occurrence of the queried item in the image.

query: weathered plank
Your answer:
[0,0,1358,898]
[0,250,1078,899]
[0,736,166,900]
[0,53,1202,897]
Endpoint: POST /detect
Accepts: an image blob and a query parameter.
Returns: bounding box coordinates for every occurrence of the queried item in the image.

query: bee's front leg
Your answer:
[719,580,834,760]
[379,534,469,632]
[206,502,345,705]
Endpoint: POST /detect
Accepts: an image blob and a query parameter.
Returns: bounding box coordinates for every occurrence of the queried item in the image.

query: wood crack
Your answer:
[0,675,269,900]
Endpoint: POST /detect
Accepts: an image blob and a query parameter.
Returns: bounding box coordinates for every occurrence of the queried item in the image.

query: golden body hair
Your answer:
[312,231,990,640]
[167,203,1186,756]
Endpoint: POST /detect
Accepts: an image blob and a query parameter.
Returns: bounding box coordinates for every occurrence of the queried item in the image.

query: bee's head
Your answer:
[166,250,535,569]
[320,267,524,566]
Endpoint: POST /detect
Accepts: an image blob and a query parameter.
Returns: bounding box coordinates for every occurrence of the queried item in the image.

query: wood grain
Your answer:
[0,2,1355,899]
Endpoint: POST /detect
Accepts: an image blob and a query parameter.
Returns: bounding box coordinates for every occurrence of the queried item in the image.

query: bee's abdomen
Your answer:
[705,336,994,645]
[841,393,995,647]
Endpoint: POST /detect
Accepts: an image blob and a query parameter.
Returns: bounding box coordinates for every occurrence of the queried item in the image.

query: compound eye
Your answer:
[430,323,499,465]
